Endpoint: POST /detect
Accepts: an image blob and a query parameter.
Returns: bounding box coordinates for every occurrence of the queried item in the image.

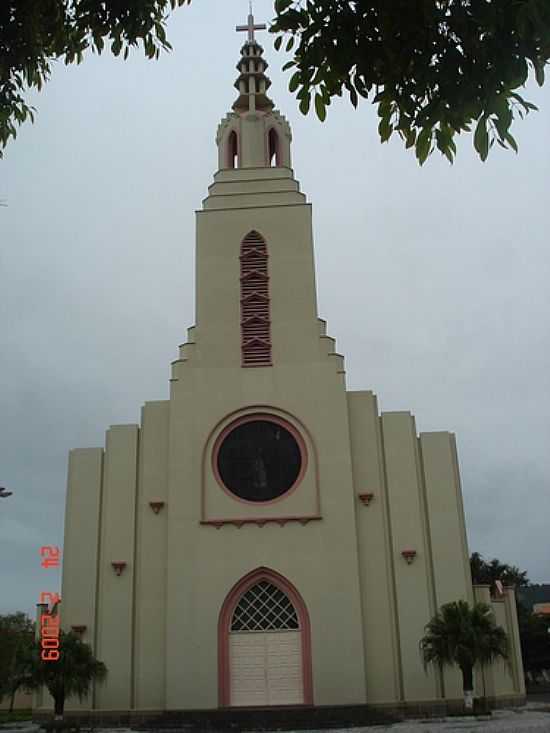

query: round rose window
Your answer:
[216,419,302,502]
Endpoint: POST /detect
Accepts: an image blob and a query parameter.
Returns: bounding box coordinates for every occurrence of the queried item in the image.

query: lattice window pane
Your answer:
[231,581,299,632]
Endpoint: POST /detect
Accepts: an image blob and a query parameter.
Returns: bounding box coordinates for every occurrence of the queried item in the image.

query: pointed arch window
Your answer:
[231,581,299,631]
[268,128,280,167]
[227,130,238,169]
[240,231,271,367]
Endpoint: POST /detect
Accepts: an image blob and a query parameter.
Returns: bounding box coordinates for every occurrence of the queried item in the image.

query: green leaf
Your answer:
[318,84,330,104]
[416,127,432,165]
[285,36,294,52]
[492,95,513,140]
[443,146,454,164]
[289,71,301,92]
[274,36,283,51]
[315,93,326,121]
[474,116,489,161]
[275,0,293,12]
[405,128,416,149]
[282,60,295,71]
[355,76,368,97]
[155,23,166,44]
[378,100,391,118]
[378,117,392,142]
[311,67,324,85]
[504,131,518,153]
[299,93,311,115]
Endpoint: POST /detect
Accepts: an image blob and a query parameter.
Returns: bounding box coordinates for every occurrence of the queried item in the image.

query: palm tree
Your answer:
[420,600,509,712]
[24,630,107,718]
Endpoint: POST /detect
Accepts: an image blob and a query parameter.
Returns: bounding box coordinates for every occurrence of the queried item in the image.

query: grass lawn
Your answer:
[0,709,32,724]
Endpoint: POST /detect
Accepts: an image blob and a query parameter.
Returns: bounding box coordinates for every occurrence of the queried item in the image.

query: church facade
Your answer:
[52,17,525,717]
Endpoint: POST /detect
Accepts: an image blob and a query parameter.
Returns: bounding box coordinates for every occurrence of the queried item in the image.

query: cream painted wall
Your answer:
[420,432,473,699]
[134,402,169,709]
[381,412,439,701]
[504,588,526,697]
[61,448,103,710]
[347,391,401,703]
[492,601,515,695]
[95,425,138,710]
[472,585,524,700]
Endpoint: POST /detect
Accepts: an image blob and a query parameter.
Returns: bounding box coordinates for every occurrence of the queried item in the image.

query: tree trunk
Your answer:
[53,693,64,720]
[8,688,16,713]
[460,665,474,712]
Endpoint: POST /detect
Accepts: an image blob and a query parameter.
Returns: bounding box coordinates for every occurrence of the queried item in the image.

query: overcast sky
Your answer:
[1,0,549,618]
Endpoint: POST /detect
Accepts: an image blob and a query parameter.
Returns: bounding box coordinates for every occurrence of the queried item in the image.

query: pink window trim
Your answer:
[200,405,321,523]
[218,566,313,707]
[240,231,271,367]
[211,412,308,507]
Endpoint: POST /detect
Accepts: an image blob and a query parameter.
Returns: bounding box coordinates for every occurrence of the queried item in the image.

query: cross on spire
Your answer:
[236,6,266,44]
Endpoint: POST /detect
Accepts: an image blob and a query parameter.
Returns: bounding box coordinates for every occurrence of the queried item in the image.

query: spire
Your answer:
[214,11,292,170]
[234,9,273,113]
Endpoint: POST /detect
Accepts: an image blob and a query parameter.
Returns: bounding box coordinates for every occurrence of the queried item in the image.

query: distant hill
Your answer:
[518,584,550,610]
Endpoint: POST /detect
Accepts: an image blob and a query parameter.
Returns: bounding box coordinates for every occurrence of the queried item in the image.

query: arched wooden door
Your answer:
[218,568,313,707]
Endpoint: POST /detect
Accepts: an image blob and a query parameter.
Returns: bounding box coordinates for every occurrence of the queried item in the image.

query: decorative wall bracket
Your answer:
[111,561,127,576]
[358,493,374,506]
[71,625,87,634]
[401,549,417,565]
[149,501,165,514]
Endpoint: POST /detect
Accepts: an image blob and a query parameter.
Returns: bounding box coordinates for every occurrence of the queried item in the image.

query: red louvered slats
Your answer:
[240,231,271,366]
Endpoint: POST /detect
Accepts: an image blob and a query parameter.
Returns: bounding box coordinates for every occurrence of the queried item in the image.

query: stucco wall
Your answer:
[134,401,170,710]
[347,390,400,704]
[61,448,103,710]
[473,585,525,700]
[420,432,472,699]
[381,411,439,702]
[95,425,138,710]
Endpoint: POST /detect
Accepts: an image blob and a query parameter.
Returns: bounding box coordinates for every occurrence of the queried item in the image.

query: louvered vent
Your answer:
[240,231,271,367]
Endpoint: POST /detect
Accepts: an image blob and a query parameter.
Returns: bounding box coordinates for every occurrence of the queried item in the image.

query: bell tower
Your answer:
[216,9,292,170]
[177,10,345,377]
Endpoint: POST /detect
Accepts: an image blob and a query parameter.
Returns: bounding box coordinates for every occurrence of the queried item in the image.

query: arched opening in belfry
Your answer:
[227,130,239,169]
[268,128,280,167]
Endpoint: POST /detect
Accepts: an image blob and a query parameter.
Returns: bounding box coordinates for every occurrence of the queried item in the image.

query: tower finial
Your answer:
[236,7,266,44]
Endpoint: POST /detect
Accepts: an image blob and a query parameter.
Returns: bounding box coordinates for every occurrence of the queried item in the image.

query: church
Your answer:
[47,13,525,720]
